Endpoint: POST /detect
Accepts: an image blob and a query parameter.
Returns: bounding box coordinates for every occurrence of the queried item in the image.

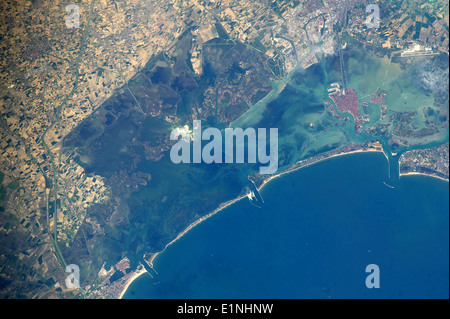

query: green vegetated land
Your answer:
[62,29,448,286]
[61,29,279,281]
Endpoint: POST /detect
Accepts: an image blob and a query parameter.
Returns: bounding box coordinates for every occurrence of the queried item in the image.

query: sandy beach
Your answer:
[118,146,388,298]
[146,192,250,269]
[118,143,448,298]
[256,146,388,193]
[120,192,252,298]
[118,266,149,299]
[400,171,449,183]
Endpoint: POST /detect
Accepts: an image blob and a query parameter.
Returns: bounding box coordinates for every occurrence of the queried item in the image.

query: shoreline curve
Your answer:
[118,145,448,298]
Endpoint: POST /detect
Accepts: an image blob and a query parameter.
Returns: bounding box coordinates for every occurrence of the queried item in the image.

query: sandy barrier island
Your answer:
[119,142,448,298]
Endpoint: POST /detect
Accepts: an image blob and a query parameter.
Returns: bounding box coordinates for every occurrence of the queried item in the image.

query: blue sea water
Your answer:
[123,152,449,299]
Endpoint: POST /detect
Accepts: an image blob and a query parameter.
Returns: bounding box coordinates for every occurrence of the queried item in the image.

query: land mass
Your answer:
[0,0,448,299]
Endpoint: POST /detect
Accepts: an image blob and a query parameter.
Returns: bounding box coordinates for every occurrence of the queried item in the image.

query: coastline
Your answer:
[256,148,385,193]
[118,266,149,299]
[145,192,250,269]
[400,171,449,183]
[118,193,250,299]
[119,143,387,298]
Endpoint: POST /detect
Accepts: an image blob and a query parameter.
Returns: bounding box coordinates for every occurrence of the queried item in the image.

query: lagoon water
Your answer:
[123,152,449,299]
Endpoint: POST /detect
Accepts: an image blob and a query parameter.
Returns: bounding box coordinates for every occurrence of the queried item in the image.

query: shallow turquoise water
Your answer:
[124,152,449,299]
